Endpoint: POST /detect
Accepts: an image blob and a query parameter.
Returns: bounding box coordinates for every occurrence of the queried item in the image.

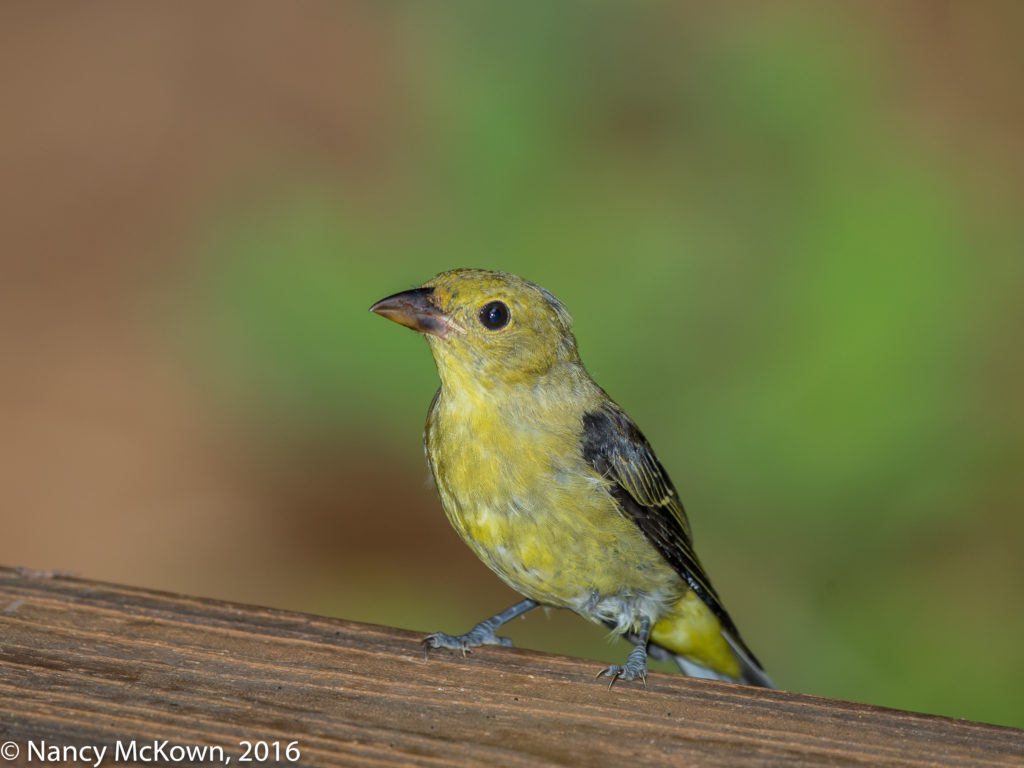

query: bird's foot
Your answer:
[598,644,648,689]
[422,621,514,659]
[421,599,537,660]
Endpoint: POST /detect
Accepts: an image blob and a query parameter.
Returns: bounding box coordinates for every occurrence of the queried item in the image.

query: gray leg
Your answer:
[423,599,538,658]
[599,616,651,688]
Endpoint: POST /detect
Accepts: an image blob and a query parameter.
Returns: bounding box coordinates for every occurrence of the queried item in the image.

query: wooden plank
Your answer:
[0,566,1019,767]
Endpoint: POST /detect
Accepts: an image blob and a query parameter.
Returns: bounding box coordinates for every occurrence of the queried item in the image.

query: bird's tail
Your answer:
[644,592,775,688]
[646,634,774,688]
[721,629,775,687]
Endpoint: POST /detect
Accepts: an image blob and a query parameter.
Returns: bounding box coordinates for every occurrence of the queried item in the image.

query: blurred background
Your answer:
[1,1,1021,727]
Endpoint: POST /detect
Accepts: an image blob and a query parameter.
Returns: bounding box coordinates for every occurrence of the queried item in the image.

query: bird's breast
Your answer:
[424,385,678,611]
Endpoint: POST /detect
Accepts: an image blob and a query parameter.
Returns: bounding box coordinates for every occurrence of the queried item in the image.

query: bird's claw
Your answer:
[422,632,480,659]
[597,646,648,689]
[598,664,648,690]
[421,626,513,660]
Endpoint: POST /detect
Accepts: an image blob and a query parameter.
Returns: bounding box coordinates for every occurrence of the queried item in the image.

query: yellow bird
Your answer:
[371,269,772,687]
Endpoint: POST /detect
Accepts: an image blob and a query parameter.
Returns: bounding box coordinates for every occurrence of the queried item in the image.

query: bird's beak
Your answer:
[370,287,463,338]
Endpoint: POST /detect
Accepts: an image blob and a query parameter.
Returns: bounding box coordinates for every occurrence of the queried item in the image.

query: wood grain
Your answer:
[0,566,1020,767]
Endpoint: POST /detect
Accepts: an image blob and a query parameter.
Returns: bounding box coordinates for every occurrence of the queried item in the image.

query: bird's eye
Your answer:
[478,300,510,330]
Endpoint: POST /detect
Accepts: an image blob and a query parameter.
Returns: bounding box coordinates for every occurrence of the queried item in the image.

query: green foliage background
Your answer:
[182,4,1022,726]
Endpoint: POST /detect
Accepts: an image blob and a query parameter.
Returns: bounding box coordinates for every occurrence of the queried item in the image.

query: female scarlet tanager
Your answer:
[371,269,772,687]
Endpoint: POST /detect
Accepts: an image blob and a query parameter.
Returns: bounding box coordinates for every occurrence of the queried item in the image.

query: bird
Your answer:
[370,268,773,688]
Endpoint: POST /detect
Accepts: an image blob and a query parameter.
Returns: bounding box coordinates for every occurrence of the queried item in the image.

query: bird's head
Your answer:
[371,269,581,389]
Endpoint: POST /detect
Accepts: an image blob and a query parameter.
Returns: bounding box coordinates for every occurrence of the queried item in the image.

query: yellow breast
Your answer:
[423,370,682,625]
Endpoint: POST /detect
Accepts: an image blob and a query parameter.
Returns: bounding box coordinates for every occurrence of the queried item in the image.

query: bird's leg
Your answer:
[423,598,538,658]
[599,616,651,689]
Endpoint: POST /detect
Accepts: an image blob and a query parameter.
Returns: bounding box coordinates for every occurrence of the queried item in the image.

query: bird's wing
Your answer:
[580,403,740,639]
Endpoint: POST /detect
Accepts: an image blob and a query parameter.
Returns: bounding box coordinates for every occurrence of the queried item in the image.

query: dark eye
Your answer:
[478,300,510,330]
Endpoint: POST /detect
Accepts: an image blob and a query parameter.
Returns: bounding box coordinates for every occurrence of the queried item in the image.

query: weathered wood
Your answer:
[0,567,1019,767]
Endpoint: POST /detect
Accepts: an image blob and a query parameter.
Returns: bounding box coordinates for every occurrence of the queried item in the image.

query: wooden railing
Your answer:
[0,566,1019,767]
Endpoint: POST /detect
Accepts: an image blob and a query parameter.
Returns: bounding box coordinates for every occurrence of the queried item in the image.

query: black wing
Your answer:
[581,403,743,642]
